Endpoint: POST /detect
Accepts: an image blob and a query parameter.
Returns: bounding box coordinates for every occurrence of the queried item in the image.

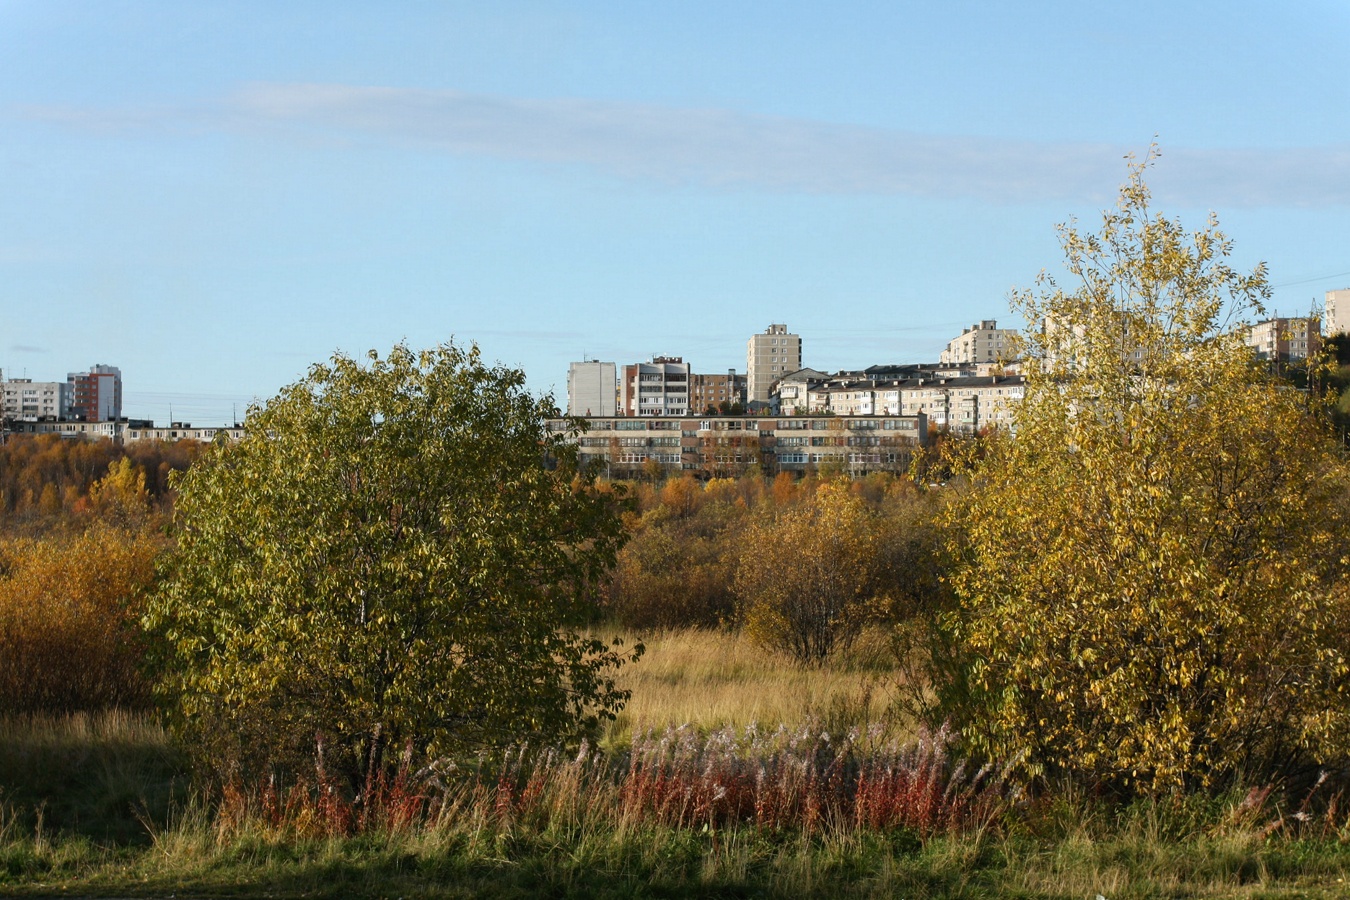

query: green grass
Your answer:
[0,710,184,846]
[7,813,1350,898]
[7,712,1350,897]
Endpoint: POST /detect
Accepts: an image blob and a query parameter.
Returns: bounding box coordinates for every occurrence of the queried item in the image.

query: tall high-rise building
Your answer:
[1326,289,1350,338]
[746,324,801,406]
[567,360,617,417]
[67,364,122,422]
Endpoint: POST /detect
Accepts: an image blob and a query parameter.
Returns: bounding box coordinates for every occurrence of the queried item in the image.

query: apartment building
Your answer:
[747,324,802,406]
[567,360,617,417]
[806,381,879,416]
[550,412,927,478]
[1325,289,1349,338]
[620,356,691,417]
[939,320,1016,365]
[894,375,1025,432]
[67,364,122,421]
[1,378,68,421]
[771,368,830,414]
[689,370,747,413]
[124,423,246,443]
[1246,317,1320,362]
[794,374,1026,433]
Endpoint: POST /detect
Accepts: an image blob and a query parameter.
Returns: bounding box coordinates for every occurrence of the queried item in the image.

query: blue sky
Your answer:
[2,1,1348,423]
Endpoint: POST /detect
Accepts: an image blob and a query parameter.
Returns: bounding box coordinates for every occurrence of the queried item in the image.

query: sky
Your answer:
[1,1,1348,424]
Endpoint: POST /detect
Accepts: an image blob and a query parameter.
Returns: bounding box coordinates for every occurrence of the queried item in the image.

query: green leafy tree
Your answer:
[930,155,1350,794]
[146,343,638,781]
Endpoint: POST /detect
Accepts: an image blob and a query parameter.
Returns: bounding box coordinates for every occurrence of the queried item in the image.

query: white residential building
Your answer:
[567,361,617,417]
[800,374,1025,434]
[772,368,831,415]
[1326,289,1350,338]
[895,376,1025,433]
[1,378,69,421]
[747,324,802,406]
[620,356,691,417]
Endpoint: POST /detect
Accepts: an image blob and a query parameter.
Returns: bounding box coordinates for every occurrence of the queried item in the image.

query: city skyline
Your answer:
[2,2,1348,424]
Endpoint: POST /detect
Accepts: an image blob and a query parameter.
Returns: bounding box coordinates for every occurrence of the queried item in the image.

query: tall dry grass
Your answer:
[0,709,183,843]
[8,705,1350,895]
[605,626,904,748]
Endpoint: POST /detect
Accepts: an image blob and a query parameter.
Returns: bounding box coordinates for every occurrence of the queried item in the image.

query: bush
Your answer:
[0,526,161,714]
[928,156,1350,793]
[735,480,884,664]
[605,503,740,630]
[146,343,639,784]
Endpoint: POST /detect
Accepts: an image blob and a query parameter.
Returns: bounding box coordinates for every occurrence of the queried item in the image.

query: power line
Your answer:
[1271,270,1350,289]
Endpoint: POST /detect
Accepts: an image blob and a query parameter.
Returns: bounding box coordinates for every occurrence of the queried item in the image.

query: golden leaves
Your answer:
[933,158,1350,794]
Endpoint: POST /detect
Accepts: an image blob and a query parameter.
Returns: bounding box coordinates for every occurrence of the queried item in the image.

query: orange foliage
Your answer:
[0,525,162,713]
[0,434,203,531]
[605,471,944,633]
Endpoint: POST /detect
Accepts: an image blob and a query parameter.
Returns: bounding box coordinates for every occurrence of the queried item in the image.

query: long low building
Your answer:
[6,419,244,443]
[776,373,1025,433]
[547,412,928,478]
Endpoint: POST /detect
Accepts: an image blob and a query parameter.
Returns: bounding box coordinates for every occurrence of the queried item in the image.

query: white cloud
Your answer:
[20,83,1350,208]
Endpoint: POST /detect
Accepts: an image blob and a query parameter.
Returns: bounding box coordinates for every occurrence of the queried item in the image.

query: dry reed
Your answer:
[605,626,904,747]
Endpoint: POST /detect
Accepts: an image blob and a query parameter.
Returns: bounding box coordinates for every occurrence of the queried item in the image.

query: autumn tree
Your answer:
[735,479,884,664]
[145,343,638,782]
[0,526,160,714]
[929,155,1350,793]
[606,495,742,629]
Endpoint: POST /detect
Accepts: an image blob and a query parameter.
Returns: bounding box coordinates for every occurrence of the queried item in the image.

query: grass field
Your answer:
[6,630,1350,898]
[604,626,901,747]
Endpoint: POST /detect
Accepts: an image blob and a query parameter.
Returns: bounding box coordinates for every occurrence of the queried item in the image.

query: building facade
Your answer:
[939,320,1017,365]
[688,370,747,413]
[551,412,927,478]
[1246,317,1320,362]
[1,379,69,421]
[893,375,1024,432]
[1326,289,1350,338]
[10,419,244,443]
[567,360,617,417]
[793,374,1026,434]
[620,356,691,417]
[747,324,802,407]
[67,364,122,421]
[773,368,831,415]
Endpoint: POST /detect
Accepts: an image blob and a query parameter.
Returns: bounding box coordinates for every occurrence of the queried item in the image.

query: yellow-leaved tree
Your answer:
[736,479,884,664]
[930,154,1350,794]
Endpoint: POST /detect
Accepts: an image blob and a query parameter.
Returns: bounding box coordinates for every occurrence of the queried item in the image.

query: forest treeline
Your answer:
[0,426,946,720]
[0,433,204,527]
[0,435,205,715]
[605,471,945,646]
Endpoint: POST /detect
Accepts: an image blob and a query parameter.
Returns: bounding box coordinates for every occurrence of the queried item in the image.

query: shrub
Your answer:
[929,154,1350,793]
[146,343,640,785]
[0,526,161,714]
[735,480,884,664]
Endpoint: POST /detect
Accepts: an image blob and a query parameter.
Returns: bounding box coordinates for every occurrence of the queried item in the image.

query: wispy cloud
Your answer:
[9,344,49,354]
[21,83,1350,208]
